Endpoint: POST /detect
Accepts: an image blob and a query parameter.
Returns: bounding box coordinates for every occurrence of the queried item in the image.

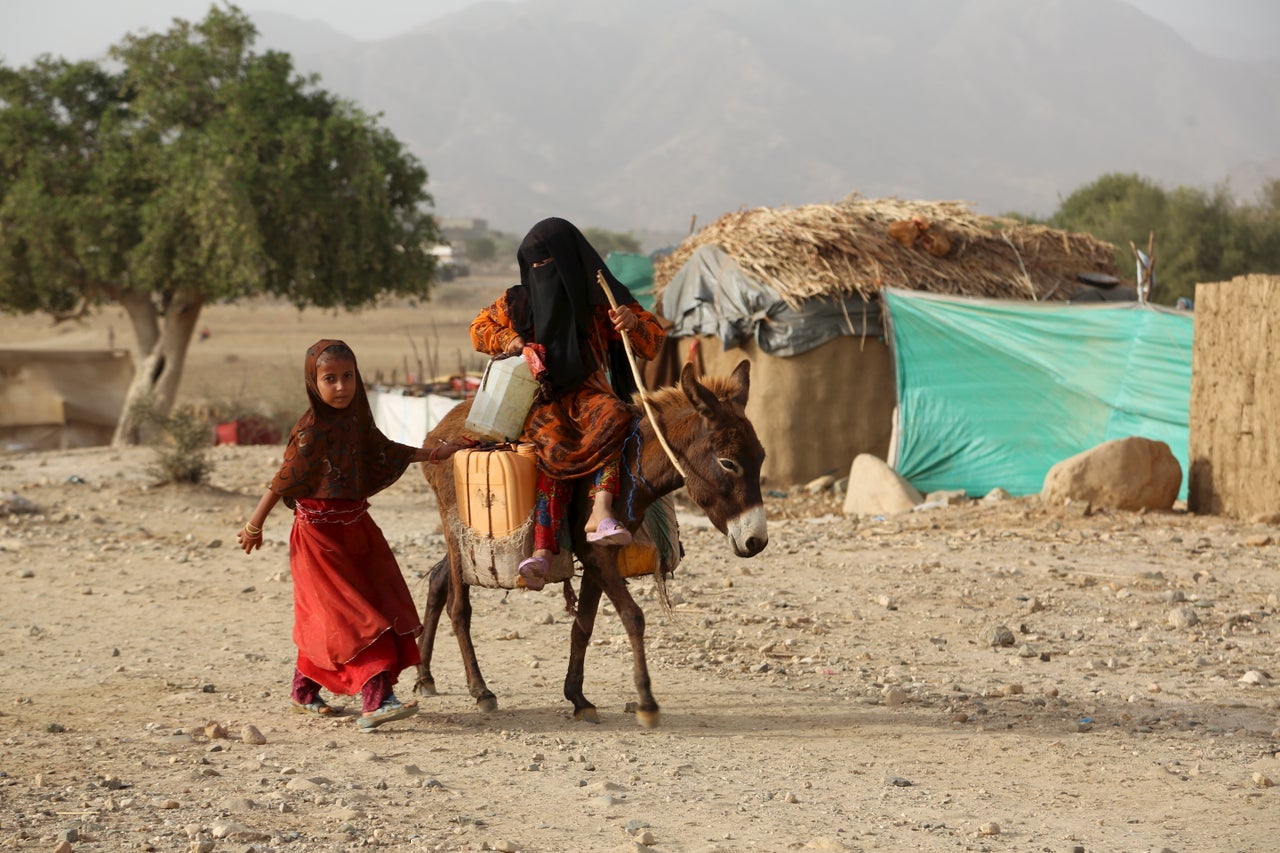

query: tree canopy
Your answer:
[0,5,440,442]
[1045,173,1280,304]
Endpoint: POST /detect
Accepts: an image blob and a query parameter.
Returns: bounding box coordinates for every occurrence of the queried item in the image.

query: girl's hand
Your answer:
[238,524,263,554]
[504,335,525,355]
[416,437,478,464]
[609,305,637,333]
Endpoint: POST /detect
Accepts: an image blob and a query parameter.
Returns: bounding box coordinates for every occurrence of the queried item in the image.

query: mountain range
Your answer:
[36,1,1280,243]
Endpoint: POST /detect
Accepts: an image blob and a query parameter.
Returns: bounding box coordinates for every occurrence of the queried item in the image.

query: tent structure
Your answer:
[0,347,134,451]
[653,193,1130,486]
[368,388,464,446]
[883,289,1194,499]
[605,251,658,312]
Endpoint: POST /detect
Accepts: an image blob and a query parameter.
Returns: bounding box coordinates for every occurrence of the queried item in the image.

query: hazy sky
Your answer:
[2,0,1278,67]
[0,0,491,65]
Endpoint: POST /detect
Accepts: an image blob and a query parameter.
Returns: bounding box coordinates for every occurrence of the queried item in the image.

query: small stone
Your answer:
[1243,534,1273,547]
[1239,670,1271,686]
[983,624,1015,647]
[204,722,227,739]
[882,686,907,706]
[241,724,267,745]
[1252,772,1275,788]
[1168,607,1199,629]
[492,841,520,852]
[804,838,848,851]
[978,821,1000,836]
[805,474,835,493]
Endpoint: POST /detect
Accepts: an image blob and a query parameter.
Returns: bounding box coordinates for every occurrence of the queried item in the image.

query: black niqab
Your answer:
[506,217,638,398]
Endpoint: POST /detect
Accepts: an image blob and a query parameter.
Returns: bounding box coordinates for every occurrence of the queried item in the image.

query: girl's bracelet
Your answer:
[244,521,263,537]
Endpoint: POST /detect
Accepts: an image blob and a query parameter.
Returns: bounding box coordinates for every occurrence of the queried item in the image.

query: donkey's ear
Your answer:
[680,361,718,419]
[729,359,751,407]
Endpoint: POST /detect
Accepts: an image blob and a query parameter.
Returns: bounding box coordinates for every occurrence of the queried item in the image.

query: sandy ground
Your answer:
[2,280,1280,852]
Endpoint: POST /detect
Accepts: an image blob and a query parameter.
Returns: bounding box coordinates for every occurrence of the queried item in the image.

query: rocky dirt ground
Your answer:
[2,280,1279,852]
[2,444,1279,853]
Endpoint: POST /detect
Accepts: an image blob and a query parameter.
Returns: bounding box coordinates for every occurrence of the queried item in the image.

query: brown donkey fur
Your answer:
[414,360,768,726]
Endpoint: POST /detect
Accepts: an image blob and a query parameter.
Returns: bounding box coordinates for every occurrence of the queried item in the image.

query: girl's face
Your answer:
[314,355,357,409]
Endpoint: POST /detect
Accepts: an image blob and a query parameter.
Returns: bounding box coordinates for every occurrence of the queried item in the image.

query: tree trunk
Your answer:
[111,288,206,447]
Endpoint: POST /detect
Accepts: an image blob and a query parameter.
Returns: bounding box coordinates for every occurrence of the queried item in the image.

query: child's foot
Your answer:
[291,698,344,717]
[585,517,632,547]
[356,697,418,732]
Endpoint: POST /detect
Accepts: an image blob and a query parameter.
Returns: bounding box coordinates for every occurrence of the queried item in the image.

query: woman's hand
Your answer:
[609,305,637,333]
[504,335,526,355]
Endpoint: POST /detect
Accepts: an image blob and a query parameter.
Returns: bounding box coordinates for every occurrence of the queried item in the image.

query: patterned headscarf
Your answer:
[506,217,637,397]
[269,339,416,501]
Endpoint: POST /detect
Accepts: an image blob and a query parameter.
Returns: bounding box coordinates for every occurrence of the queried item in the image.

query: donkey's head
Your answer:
[674,360,768,557]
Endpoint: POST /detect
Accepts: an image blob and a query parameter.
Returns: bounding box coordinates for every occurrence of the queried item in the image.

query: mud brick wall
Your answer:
[1188,275,1280,517]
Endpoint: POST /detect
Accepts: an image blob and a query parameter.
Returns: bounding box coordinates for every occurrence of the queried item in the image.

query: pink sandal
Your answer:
[586,517,632,547]
[517,555,549,591]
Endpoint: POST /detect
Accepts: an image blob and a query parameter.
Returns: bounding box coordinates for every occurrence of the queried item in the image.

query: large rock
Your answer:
[842,454,923,516]
[1041,436,1181,511]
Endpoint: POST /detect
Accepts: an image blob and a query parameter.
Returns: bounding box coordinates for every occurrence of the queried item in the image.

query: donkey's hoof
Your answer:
[636,708,661,729]
[476,694,498,714]
[574,706,600,724]
[413,678,437,697]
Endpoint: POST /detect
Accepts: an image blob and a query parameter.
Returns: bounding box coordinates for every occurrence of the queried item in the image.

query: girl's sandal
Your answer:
[356,698,419,732]
[291,699,343,717]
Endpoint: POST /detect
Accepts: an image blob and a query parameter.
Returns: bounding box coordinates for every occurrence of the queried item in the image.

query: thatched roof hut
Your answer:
[654,193,1122,310]
[650,194,1127,488]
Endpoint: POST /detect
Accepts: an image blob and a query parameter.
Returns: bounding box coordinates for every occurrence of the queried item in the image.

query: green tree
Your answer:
[464,235,497,263]
[0,5,440,444]
[1048,172,1280,303]
[581,227,642,258]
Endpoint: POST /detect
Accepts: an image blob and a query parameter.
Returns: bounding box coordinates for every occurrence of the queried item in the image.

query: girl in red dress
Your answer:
[238,339,466,731]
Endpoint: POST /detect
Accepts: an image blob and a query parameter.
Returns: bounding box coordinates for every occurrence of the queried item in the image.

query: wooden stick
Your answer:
[596,270,688,479]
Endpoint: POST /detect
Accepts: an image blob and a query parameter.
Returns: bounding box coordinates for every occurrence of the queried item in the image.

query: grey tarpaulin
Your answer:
[658,244,882,357]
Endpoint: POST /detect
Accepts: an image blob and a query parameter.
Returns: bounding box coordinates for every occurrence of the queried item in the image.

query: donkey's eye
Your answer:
[718,458,743,477]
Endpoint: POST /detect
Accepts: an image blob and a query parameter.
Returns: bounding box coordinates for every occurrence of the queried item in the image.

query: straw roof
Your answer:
[654,193,1121,310]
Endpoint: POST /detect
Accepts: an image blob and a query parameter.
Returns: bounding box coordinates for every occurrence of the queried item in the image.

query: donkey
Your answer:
[414,360,767,727]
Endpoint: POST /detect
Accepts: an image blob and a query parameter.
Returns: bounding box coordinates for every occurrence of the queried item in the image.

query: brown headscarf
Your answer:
[269,339,416,501]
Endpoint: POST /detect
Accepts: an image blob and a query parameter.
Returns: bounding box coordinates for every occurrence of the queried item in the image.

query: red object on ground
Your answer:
[214,416,281,446]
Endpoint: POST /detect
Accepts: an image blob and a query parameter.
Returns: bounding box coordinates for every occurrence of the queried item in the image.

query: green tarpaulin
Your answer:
[884,288,1193,499]
[605,252,656,312]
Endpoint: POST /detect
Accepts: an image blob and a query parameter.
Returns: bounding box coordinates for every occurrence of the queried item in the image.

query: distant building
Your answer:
[438,217,490,241]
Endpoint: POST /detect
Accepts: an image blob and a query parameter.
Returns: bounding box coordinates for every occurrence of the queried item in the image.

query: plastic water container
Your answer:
[464,355,537,441]
[453,444,537,537]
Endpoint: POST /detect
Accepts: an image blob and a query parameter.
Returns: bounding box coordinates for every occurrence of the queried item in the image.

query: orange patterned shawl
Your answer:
[471,295,665,478]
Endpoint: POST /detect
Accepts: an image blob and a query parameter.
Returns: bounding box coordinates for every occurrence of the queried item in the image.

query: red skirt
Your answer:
[289,499,422,696]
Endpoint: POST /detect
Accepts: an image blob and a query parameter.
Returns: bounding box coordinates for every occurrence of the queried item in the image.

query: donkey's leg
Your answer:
[413,557,450,697]
[565,571,603,723]
[596,564,659,728]
[445,569,498,712]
